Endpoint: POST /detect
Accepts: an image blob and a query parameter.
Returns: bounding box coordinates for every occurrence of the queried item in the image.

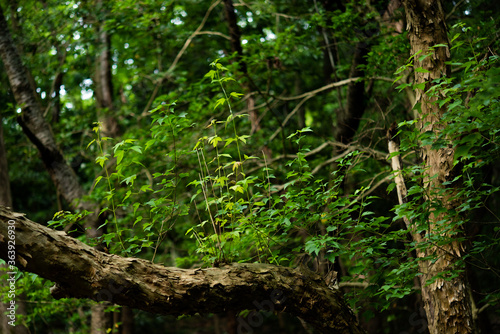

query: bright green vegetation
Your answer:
[1,0,499,332]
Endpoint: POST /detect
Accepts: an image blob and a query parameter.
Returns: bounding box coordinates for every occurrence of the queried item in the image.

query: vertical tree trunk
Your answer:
[334,41,369,144]
[95,0,119,138]
[0,7,88,212]
[0,6,111,333]
[401,0,473,333]
[223,0,260,134]
[121,306,134,334]
[91,304,112,334]
[91,2,120,333]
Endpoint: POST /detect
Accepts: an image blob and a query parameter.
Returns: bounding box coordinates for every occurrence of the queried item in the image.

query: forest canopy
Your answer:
[0,0,499,333]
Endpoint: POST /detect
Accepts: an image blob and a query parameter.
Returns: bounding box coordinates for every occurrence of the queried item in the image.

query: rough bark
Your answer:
[0,206,365,334]
[0,7,86,211]
[0,8,109,332]
[400,0,473,333]
[90,303,112,334]
[95,0,119,138]
[92,3,121,332]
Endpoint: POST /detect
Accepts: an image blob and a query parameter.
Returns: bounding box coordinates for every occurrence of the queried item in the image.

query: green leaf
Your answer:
[238,135,250,143]
[230,92,243,98]
[214,98,226,110]
[115,150,125,165]
[95,154,109,167]
[133,216,143,226]
[130,145,143,154]
[229,185,244,193]
[414,82,426,91]
[140,184,153,192]
[86,139,96,149]
[93,176,103,188]
[415,67,430,73]
[122,174,137,186]
[208,135,223,147]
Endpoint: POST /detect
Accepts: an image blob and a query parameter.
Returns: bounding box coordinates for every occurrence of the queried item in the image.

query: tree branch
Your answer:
[0,206,365,334]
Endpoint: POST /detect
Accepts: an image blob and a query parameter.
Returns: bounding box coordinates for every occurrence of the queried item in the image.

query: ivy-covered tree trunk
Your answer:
[401,0,473,333]
[0,206,365,334]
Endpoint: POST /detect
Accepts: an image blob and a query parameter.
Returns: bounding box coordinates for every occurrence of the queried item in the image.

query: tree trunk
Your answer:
[90,303,112,334]
[120,306,134,334]
[95,0,119,138]
[223,0,260,134]
[0,7,89,214]
[401,0,473,333]
[0,7,110,332]
[92,3,127,331]
[333,41,369,144]
[0,206,366,334]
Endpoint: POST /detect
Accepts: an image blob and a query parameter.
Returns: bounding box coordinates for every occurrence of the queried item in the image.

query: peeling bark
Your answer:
[400,0,473,333]
[0,206,365,334]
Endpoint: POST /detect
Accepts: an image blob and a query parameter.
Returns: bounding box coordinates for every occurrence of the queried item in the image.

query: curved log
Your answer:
[0,206,365,334]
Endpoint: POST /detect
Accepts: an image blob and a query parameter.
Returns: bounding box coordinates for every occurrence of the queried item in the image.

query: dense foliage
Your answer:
[1,0,499,332]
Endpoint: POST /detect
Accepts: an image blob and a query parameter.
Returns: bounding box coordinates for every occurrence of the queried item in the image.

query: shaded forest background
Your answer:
[1,0,500,333]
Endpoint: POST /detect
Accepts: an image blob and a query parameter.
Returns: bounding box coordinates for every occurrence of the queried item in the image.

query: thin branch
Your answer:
[387,123,422,243]
[446,0,467,20]
[140,0,222,116]
[196,31,231,40]
[275,77,360,101]
[311,148,355,175]
[351,173,392,204]
[269,94,314,141]
[166,0,222,76]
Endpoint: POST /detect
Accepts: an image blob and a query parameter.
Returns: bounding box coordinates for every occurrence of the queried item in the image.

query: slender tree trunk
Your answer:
[334,41,369,144]
[0,7,110,333]
[223,0,260,134]
[120,306,134,334]
[91,304,112,334]
[95,0,119,138]
[0,7,90,214]
[91,2,119,332]
[401,0,473,333]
